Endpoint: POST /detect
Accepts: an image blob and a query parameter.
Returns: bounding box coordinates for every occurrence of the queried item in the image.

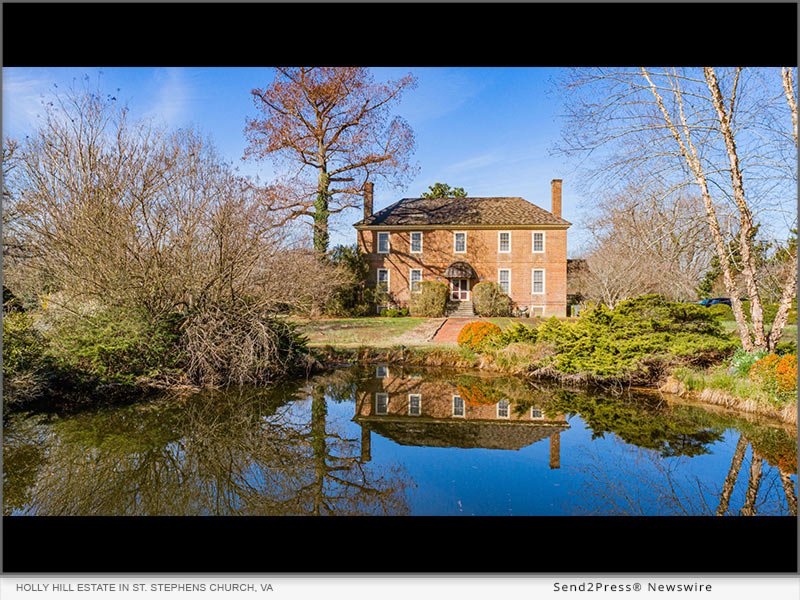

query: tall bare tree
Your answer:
[558,67,797,351]
[244,67,418,255]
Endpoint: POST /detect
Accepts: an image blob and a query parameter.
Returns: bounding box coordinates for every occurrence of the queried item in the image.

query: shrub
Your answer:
[324,245,373,317]
[494,322,538,347]
[381,308,407,317]
[409,281,448,317]
[47,305,182,383]
[729,347,769,376]
[748,354,782,386]
[2,311,46,380]
[775,355,797,394]
[457,321,502,352]
[472,282,512,317]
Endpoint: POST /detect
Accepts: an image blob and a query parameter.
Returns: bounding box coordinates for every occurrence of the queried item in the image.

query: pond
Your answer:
[3,365,797,517]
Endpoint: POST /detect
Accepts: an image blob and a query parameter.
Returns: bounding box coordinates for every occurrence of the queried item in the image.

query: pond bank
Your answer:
[659,375,797,425]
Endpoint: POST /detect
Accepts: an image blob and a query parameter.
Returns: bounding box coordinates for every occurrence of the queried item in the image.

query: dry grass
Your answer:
[293,317,432,347]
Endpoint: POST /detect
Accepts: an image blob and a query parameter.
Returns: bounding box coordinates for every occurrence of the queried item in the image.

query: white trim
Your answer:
[532,231,546,254]
[452,394,465,417]
[377,231,390,254]
[531,407,544,419]
[376,365,388,378]
[410,231,423,254]
[408,393,421,416]
[450,278,470,302]
[377,268,390,293]
[498,231,511,253]
[453,231,467,254]
[375,392,389,415]
[497,399,510,419]
[531,268,546,295]
[530,305,545,317]
[498,268,511,295]
[409,268,422,293]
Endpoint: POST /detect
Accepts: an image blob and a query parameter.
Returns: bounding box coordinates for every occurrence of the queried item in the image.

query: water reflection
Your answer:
[3,365,797,516]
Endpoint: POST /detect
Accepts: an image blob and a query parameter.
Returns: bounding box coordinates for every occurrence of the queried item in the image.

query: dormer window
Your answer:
[377,232,390,254]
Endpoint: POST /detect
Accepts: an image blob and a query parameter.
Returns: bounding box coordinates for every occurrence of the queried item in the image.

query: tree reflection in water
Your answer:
[4,378,412,516]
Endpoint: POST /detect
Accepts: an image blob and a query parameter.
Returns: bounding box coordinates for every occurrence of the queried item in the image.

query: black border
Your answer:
[3,516,797,572]
[2,2,797,67]
[2,0,798,576]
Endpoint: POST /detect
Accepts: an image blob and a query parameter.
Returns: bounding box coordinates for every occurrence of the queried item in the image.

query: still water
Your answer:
[3,365,797,516]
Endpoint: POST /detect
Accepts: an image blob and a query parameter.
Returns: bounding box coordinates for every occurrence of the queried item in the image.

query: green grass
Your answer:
[720,321,796,344]
[292,316,432,347]
[672,364,795,411]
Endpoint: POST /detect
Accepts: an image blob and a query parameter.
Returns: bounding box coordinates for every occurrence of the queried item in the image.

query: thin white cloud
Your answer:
[143,67,193,128]
[2,68,56,135]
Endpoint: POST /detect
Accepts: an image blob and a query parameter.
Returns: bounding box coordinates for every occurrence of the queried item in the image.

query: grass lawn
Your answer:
[720,320,797,344]
[292,316,433,347]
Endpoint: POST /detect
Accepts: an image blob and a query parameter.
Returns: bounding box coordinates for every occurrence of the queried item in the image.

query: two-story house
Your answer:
[353,180,571,316]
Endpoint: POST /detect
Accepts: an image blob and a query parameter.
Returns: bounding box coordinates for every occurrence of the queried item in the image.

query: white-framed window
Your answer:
[532,231,545,253]
[377,232,390,254]
[531,407,543,419]
[410,231,423,254]
[497,399,510,419]
[498,269,511,295]
[375,393,388,415]
[376,365,388,378]
[532,268,545,294]
[410,268,422,292]
[531,305,545,317]
[453,231,467,253]
[377,268,390,293]
[452,395,465,417]
[408,393,421,416]
[498,231,511,253]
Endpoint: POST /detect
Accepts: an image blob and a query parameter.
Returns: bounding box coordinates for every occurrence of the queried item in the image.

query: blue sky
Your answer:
[2,67,593,254]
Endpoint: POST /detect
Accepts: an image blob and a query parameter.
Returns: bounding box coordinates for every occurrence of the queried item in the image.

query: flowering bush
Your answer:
[749,353,797,402]
[457,321,502,352]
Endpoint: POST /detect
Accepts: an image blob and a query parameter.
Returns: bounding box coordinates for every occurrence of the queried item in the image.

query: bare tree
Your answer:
[244,67,418,255]
[558,67,797,351]
[576,180,719,306]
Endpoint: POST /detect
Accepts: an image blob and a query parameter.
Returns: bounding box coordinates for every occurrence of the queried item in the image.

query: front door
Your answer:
[450,278,470,301]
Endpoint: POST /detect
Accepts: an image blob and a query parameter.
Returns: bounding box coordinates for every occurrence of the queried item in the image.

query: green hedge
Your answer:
[472,281,511,317]
[409,281,448,317]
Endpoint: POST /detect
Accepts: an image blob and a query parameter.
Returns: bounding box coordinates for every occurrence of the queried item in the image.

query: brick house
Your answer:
[354,180,571,317]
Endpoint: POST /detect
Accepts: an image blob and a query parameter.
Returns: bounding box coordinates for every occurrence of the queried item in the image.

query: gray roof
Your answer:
[354,196,571,228]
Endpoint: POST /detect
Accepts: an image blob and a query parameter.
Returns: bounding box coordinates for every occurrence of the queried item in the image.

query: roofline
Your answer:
[353,222,571,230]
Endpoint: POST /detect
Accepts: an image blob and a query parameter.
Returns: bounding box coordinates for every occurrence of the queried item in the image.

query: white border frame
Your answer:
[531,268,546,295]
[498,268,511,295]
[409,267,422,293]
[408,393,422,416]
[377,231,390,254]
[530,407,544,419]
[377,268,390,294]
[452,394,465,417]
[453,231,467,254]
[532,231,546,254]
[497,399,510,419]
[498,230,511,253]
[375,392,389,415]
[410,231,423,254]
[376,365,388,378]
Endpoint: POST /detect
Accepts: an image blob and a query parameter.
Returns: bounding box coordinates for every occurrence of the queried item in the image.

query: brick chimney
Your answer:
[363,182,374,221]
[551,179,562,218]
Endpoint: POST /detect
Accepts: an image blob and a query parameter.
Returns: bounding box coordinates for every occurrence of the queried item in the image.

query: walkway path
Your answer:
[391,318,447,345]
[430,317,475,343]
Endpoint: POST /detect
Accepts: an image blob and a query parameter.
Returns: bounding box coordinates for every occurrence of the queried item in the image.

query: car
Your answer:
[691,298,732,308]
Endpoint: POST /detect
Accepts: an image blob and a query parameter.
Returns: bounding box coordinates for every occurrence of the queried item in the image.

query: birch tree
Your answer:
[244,67,418,255]
[558,67,797,352]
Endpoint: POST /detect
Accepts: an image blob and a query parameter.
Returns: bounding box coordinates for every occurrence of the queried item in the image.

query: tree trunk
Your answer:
[778,468,797,516]
[739,448,763,516]
[716,435,748,516]
[314,170,330,256]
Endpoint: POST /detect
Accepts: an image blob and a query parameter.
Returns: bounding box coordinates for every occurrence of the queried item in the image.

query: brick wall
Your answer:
[357,227,568,316]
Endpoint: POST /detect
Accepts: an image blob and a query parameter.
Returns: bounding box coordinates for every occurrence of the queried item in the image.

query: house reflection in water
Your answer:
[354,365,569,469]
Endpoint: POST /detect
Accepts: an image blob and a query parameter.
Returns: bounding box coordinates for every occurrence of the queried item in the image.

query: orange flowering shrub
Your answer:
[748,354,782,386]
[457,321,502,352]
[457,384,492,405]
[775,354,798,394]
